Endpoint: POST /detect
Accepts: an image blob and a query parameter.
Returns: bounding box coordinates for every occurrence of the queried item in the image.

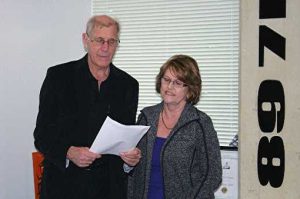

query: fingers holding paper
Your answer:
[67,146,101,168]
[120,147,141,167]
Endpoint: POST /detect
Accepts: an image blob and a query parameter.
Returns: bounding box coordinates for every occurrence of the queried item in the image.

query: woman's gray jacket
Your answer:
[128,102,222,199]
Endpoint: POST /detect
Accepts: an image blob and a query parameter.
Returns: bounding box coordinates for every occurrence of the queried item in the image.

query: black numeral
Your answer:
[259,26,286,67]
[257,136,285,187]
[258,80,285,133]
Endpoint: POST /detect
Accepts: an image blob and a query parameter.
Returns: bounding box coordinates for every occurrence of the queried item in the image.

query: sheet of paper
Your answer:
[215,149,238,199]
[90,116,150,155]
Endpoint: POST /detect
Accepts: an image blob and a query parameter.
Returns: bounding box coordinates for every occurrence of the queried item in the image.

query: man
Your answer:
[34,15,140,199]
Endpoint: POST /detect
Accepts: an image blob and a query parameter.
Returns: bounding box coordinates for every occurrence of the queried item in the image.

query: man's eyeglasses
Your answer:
[88,36,120,47]
[161,76,187,88]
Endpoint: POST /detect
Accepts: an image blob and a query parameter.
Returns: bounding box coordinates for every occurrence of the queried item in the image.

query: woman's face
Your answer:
[160,69,189,107]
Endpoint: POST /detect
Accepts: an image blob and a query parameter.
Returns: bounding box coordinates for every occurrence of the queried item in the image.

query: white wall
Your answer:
[240,0,300,198]
[0,1,91,198]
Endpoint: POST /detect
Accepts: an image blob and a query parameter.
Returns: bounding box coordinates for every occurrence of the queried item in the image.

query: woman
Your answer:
[128,55,222,199]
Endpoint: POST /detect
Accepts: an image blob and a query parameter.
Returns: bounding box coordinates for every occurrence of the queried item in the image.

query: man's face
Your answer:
[83,25,119,69]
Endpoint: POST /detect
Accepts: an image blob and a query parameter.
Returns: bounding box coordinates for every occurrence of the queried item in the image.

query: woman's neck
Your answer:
[163,102,186,117]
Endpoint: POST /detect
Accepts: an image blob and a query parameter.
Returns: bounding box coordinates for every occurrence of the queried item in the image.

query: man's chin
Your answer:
[97,61,111,68]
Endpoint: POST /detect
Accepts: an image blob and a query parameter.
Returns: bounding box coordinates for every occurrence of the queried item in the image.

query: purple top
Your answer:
[147,137,167,199]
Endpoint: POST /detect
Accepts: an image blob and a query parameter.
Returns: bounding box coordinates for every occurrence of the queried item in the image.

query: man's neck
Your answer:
[89,64,110,82]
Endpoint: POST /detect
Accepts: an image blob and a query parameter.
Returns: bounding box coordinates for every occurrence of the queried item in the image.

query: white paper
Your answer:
[215,149,238,199]
[89,116,150,155]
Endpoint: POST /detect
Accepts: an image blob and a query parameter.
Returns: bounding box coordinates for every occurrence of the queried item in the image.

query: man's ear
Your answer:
[82,33,88,52]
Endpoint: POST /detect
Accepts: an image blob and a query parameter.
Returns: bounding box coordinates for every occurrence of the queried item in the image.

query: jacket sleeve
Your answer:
[186,115,222,199]
[33,68,70,171]
[127,112,148,199]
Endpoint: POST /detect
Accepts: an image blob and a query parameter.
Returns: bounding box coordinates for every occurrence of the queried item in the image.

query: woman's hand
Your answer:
[120,147,142,167]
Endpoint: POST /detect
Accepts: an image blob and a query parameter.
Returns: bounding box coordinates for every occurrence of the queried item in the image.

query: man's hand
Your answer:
[120,147,141,167]
[67,146,101,167]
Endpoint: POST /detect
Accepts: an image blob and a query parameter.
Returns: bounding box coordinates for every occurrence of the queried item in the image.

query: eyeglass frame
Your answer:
[161,76,187,88]
[86,34,120,47]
